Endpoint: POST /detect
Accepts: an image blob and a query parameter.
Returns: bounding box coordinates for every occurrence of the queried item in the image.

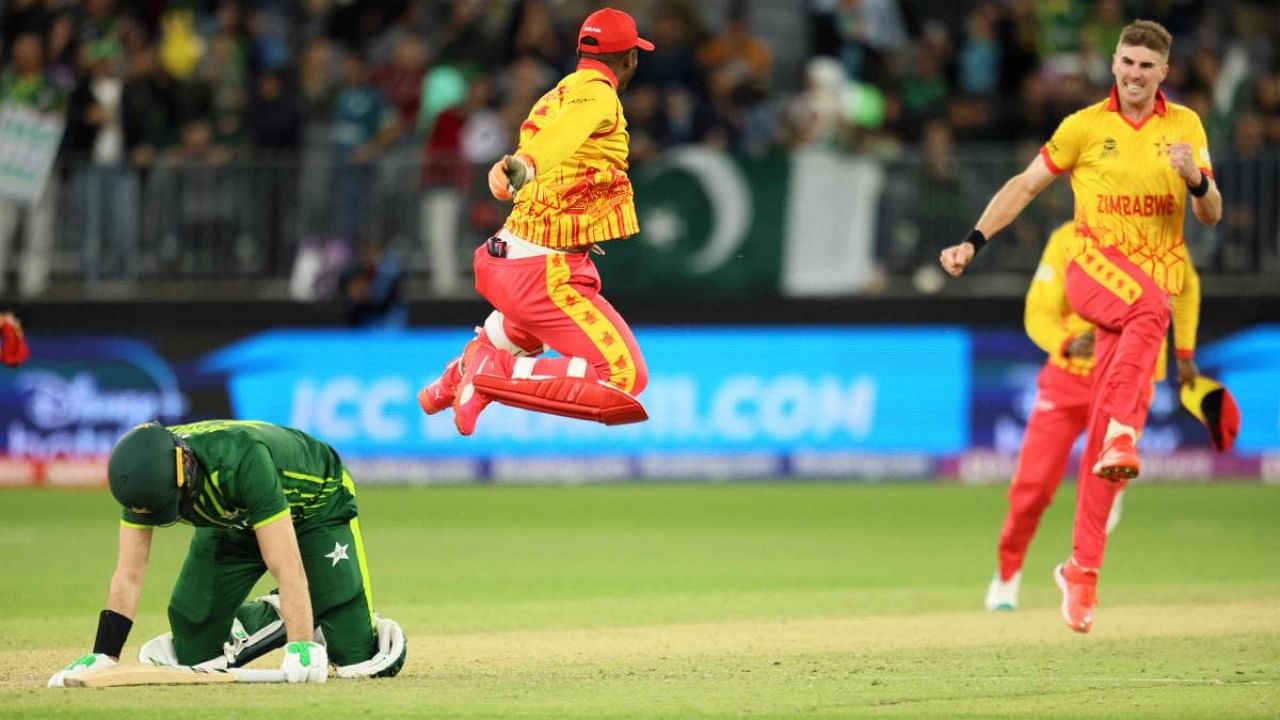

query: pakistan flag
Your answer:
[599,148,884,298]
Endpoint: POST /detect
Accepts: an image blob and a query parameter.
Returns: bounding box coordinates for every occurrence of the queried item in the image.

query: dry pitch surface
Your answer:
[1,483,1276,718]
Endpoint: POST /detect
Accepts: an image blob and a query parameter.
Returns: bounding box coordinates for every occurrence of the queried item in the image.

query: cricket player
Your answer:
[985,221,1201,611]
[417,7,653,435]
[940,19,1221,632]
[48,420,406,686]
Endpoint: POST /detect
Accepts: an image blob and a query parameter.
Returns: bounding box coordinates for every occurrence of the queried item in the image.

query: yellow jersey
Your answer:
[1040,87,1214,295]
[505,59,640,249]
[1026,221,1200,380]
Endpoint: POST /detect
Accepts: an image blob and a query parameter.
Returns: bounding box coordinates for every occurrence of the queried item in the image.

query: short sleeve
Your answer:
[1041,111,1089,175]
[233,443,290,528]
[1189,115,1214,179]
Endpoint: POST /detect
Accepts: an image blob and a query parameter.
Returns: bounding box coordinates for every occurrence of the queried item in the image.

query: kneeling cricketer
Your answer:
[49,420,406,686]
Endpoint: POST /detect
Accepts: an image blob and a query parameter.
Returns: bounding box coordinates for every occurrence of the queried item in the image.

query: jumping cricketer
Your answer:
[985,221,1201,611]
[417,7,653,435]
[49,420,406,686]
[939,19,1221,632]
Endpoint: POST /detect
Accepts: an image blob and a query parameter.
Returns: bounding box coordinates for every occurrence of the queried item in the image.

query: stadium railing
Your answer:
[34,147,1280,300]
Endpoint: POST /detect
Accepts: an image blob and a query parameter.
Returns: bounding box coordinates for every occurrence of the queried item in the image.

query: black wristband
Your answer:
[92,609,133,658]
[964,229,988,254]
[1189,172,1210,198]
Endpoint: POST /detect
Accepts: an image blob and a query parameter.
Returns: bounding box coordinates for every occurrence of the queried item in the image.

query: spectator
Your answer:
[632,0,704,92]
[371,34,427,140]
[432,0,493,72]
[501,0,567,70]
[249,70,303,273]
[121,44,178,169]
[153,119,239,274]
[338,238,408,328]
[1,1,51,61]
[0,32,65,297]
[785,56,853,152]
[295,37,338,268]
[330,51,398,243]
[65,39,139,284]
[1215,112,1279,271]
[195,32,249,144]
[698,0,774,152]
[249,70,302,152]
[958,4,1000,97]
[1250,71,1280,146]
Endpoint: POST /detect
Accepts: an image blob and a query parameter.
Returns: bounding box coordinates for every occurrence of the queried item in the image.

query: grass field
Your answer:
[1,482,1277,719]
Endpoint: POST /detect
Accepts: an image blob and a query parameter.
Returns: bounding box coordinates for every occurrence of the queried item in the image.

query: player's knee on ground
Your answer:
[314,592,377,666]
[169,598,238,667]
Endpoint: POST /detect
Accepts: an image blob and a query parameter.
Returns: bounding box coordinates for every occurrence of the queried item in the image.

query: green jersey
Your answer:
[121,420,357,532]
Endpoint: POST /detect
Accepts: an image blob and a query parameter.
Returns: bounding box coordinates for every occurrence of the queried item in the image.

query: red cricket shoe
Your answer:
[418,357,462,415]
[1053,560,1098,634]
[1092,433,1140,480]
[452,339,496,436]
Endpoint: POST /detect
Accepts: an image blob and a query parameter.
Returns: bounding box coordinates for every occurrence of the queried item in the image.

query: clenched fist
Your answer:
[939,241,977,277]
[1168,142,1199,184]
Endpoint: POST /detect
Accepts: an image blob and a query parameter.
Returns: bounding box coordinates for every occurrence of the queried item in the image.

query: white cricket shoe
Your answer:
[985,570,1021,611]
[1105,489,1125,535]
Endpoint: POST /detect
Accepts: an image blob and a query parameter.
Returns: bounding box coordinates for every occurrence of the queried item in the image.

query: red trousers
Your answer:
[472,242,648,395]
[997,362,1154,580]
[1064,246,1169,570]
[997,364,1092,580]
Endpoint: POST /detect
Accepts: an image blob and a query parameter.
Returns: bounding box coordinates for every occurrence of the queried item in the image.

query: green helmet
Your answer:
[107,423,185,525]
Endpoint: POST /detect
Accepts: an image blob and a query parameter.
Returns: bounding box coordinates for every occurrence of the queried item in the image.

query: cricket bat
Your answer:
[64,664,288,687]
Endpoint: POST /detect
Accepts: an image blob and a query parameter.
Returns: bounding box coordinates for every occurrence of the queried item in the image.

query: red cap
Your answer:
[578,8,654,54]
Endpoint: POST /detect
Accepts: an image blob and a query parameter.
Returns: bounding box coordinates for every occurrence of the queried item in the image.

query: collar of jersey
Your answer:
[1105,85,1168,126]
[576,58,619,89]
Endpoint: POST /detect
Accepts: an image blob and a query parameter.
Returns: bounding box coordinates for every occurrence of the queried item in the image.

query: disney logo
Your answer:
[14,370,187,430]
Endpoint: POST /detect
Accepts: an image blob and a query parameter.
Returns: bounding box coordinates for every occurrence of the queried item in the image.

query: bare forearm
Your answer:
[1191,179,1222,226]
[105,571,144,620]
[975,175,1039,240]
[257,516,314,642]
[276,570,314,642]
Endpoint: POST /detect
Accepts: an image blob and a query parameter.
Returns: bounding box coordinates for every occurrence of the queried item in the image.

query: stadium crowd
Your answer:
[0,0,1278,298]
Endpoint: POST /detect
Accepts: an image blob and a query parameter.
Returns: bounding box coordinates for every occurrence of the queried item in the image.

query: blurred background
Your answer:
[1,0,1278,487]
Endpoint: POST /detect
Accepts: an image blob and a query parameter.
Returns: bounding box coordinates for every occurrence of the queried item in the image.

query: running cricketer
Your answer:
[417,7,652,435]
[49,420,406,686]
[939,19,1221,632]
[984,221,1201,611]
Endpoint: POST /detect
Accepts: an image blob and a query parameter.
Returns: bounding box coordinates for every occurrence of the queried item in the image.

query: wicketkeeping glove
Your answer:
[281,640,328,684]
[47,653,116,688]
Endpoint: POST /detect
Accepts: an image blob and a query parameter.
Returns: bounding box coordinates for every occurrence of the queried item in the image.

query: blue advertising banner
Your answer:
[0,338,189,457]
[200,327,971,459]
[1198,325,1280,453]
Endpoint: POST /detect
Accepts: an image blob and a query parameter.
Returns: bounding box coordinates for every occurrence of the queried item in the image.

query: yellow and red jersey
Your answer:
[1026,221,1200,380]
[1040,87,1214,295]
[504,59,639,249]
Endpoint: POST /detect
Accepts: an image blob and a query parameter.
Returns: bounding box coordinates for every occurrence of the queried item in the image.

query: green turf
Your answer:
[1,483,1277,718]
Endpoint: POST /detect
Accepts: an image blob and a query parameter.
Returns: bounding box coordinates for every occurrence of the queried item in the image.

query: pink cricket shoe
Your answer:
[417,357,462,415]
[452,339,497,436]
[1054,560,1098,634]
[1093,433,1139,480]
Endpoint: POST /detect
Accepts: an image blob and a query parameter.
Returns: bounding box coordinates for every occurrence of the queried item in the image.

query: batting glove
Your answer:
[48,653,116,688]
[281,640,328,684]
